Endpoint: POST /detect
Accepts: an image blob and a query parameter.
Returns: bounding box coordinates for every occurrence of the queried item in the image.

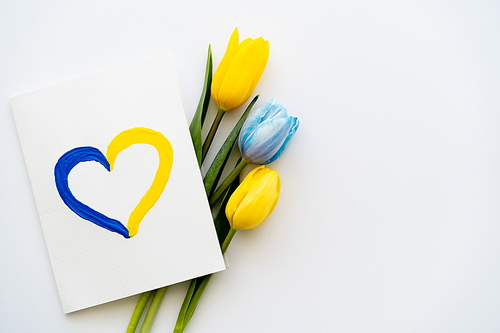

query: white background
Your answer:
[1,0,500,332]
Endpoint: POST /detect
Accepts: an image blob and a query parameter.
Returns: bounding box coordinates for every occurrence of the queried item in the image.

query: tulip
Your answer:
[209,99,298,207]
[202,28,269,160]
[225,166,281,232]
[239,98,299,164]
[212,28,269,112]
[220,166,280,258]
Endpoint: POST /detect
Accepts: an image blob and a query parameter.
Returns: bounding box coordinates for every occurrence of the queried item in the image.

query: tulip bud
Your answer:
[211,28,269,112]
[225,166,281,231]
[238,99,299,165]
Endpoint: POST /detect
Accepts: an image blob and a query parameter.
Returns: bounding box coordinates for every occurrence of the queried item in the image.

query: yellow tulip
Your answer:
[211,28,270,112]
[225,166,281,231]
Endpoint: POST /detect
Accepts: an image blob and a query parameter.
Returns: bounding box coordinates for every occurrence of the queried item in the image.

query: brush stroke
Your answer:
[107,127,173,237]
[54,146,130,238]
[54,127,174,238]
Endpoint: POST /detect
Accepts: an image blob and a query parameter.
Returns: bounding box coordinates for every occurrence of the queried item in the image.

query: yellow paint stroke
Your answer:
[106,127,173,237]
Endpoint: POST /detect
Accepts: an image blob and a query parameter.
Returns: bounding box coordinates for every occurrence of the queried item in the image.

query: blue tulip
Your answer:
[238,99,299,164]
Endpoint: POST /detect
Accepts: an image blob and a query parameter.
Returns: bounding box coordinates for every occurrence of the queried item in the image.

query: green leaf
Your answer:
[182,274,213,330]
[214,172,241,245]
[209,157,248,208]
[173,173,240,333]
[172,275,212,333]
[189,45,213,166]
[203,95,259,196]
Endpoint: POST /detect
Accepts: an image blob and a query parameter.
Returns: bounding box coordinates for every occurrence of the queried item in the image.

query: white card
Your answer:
[10,53,226,313]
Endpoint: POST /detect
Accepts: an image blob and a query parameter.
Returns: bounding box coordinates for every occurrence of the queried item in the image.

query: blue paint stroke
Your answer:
[54,146,130,238]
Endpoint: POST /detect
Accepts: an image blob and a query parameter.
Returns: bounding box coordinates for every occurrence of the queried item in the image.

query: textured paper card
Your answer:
[10,53,225,313]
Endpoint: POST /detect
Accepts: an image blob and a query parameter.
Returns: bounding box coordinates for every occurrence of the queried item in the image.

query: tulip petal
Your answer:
[263,116,299,164]
[241,116,293,164]
[238,99,276,150]
[231,170,280,230]
[217,38,266,110]
[236,38,253,52]
[241,39,269,104]
[262,103,287,121]
[225,166,265,225]
[211,28,240,109]
[267,172,281,216]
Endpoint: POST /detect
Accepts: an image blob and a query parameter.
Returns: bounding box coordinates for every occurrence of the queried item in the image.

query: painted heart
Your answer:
[54,127,173,238]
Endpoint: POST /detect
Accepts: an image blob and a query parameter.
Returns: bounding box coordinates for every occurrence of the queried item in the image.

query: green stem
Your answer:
[126,291,153,333]
[139,287,167,333]
[173,279,197,332]
[177,229,237,332]
[221,227,237,254]
[181,275,213,332]
[209,158,248,208]
[202,95,259,197]
[202,108,225,162]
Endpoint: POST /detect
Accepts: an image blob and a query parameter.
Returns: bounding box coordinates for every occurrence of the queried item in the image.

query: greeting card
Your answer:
[10,53,226,313]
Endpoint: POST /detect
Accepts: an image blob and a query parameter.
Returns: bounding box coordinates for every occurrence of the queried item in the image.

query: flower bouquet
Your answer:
[126,27,299,333]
